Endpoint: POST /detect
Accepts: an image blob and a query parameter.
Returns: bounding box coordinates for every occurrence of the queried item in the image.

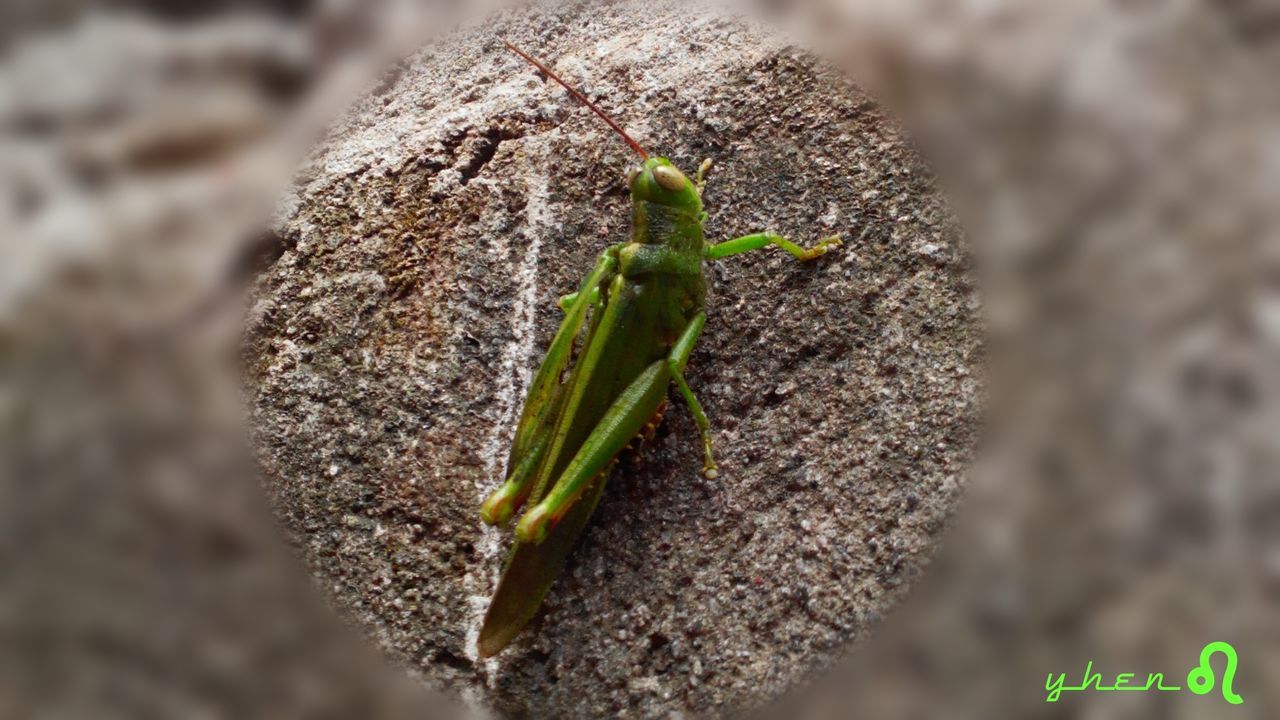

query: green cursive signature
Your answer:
[1045,641,1242,705]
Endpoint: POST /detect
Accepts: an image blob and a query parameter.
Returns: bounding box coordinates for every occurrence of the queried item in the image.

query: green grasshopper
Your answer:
[477,39,841,657]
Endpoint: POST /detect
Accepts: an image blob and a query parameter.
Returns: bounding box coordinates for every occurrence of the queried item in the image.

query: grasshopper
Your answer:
[477,39,841,657]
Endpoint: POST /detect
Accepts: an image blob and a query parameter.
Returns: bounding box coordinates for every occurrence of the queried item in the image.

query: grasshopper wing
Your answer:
[477,473,608,657]
[505,253,615,468]
[478,254,617,657]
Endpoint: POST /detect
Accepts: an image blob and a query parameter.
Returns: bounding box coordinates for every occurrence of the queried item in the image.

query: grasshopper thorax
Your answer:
[627,157,702,216]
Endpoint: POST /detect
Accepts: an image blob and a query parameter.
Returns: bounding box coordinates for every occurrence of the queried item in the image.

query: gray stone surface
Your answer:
[243,3,979,716]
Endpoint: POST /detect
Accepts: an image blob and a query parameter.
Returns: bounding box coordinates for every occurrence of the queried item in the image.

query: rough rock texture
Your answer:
[243,3,979,717]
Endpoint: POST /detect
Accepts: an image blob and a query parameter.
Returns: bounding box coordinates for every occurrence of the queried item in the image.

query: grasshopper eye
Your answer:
[652,165,687,191]
[626,167,641,188]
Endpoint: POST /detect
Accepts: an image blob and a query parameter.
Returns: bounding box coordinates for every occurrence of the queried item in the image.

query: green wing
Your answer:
[477,473,609,657]
[478,252,616,657]
[506,250,617,468]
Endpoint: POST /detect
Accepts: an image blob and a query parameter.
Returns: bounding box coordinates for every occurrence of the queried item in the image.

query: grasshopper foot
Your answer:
[799,234,842,260]
[702,440,719,479]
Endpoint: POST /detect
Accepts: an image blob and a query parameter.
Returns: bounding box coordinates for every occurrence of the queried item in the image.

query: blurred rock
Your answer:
[767,1,1280,718]
[1,5,461,720]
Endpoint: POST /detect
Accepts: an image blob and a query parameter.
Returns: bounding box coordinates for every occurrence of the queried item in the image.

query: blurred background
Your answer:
[2,0,1276,718]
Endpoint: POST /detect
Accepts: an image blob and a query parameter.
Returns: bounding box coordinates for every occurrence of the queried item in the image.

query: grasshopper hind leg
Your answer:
[516,313,717,544]
[515,359,672,545]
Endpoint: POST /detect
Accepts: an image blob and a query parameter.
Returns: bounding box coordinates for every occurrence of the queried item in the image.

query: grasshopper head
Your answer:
[627,157,702,215]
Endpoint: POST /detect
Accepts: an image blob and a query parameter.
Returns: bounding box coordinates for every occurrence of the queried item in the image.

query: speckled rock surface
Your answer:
[243,3,980,716]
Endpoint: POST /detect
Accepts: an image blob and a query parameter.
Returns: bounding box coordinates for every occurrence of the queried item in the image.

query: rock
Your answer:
[243,2,980,716]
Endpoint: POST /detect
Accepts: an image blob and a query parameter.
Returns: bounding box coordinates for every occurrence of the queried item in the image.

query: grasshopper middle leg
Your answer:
[666,312,717,479]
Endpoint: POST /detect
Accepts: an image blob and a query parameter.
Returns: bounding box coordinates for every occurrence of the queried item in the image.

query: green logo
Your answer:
[1045,641,1242,705]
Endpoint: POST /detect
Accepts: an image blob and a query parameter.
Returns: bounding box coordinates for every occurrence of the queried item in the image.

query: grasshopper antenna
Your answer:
[499,37,649,160]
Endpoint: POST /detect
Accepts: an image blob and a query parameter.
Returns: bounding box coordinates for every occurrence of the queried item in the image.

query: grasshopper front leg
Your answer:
[706,232,841,262]
[516,313,716,544]
[695,158,713,196]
